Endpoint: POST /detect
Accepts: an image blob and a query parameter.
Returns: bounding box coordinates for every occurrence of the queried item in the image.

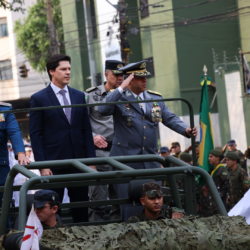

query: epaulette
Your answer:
[110,89,116,92]
[147,90,162,96]
[0,102,11,107]
[85,86,98,93]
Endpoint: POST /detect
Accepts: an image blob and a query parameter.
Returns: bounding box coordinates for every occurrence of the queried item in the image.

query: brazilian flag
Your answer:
[198,75,214,185]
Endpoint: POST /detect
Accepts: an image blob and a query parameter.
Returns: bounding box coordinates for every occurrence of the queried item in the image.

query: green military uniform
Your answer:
[128,207,182,223]
[200,150,230,217]
[228,164,250,208]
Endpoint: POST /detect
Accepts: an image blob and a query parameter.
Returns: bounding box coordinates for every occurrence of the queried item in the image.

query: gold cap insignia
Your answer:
[139,62,146,69]
[117,64,123,68]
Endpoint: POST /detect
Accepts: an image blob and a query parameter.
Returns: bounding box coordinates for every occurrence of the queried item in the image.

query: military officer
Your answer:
[226,152,250,209]
[200,150,230,217]
[222,139,246,171]
[170,142,182,158]
[98,60,197,210]
[0,102,30,207]
[85,60,125,221]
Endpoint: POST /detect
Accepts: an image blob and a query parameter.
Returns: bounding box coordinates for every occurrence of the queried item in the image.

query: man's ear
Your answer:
[140,197,145,206]
[105,71,108,79]
[52,206,58,214]
[49,69,55,78]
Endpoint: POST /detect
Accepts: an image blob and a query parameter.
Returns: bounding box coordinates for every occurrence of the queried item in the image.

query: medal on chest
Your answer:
[124,104,134,127]
[0,113,5,122]
[150,102,162,122]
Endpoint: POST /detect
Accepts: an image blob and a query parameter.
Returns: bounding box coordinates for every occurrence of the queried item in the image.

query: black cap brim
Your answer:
[34,200,47,208]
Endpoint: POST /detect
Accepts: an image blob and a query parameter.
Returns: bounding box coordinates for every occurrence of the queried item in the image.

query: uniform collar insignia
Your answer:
[126,90,132,97]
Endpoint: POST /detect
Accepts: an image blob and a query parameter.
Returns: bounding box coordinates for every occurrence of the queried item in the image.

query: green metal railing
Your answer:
[0,97,197,166]
[0,97,202,235]
[0,155,227,235]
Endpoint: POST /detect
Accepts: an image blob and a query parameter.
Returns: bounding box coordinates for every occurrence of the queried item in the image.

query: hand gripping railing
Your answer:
[0,155,227,235]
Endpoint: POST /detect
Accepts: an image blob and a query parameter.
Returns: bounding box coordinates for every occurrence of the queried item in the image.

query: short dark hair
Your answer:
[48,200,60,209]
[46,54,71,81]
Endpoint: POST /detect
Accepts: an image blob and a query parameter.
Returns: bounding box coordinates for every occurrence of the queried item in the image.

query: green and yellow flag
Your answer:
[198,75,214,185]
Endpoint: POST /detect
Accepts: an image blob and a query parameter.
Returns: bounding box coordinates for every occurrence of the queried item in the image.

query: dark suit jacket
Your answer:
[29,84,96,166]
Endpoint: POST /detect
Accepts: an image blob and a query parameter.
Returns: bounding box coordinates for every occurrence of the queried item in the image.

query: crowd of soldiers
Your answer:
[159,139,250,216]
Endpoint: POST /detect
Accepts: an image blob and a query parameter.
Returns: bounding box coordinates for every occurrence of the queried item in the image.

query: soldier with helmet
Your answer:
[226,152,250,209]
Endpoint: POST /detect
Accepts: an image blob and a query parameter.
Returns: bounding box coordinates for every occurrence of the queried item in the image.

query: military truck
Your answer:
[0,98,240,250]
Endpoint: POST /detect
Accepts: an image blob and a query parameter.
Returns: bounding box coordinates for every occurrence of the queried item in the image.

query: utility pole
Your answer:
[46,0,60,55]
[119,0,130,64]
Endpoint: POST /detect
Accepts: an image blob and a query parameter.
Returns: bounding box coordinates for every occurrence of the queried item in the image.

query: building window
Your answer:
[90,0,97,39]
[0,18,8,38]
[0,60,13,80]
[140,0,149,19]
[145,57,154,78]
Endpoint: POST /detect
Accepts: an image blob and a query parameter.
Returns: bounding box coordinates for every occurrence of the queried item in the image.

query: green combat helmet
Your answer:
[142,182,163,198]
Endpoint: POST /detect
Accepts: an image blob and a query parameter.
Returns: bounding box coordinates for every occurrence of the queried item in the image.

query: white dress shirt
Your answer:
[118,86,146,113]
[50,82,71,114]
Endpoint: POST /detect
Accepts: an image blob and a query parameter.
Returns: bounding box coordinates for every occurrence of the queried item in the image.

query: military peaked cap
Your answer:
[105,60,125,74]
[118,60,151,77]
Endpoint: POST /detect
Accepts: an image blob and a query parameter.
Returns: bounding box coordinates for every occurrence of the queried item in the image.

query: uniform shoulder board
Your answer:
[85,86,98,93]
[147,90,162,96]
[0,102,11,107]
[110,89,116,92]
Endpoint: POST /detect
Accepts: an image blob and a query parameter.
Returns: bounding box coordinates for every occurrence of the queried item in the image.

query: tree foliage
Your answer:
[14,0,64,72]
[0,0,25,13]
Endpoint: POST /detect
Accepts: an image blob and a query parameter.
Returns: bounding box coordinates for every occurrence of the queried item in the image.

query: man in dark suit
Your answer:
[29,54,96,223]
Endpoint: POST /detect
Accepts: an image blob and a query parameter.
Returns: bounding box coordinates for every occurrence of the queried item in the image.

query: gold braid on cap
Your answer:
[126,69,146,74]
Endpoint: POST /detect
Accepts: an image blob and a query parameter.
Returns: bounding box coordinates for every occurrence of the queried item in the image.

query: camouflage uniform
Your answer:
[128,207,172,223]
[228,164,250,208]
[200,164,230,217]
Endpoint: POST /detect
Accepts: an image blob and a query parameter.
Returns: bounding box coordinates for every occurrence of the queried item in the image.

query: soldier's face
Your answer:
[140,195,163,213]
[161,151,170,158]
[172,146,180,154]
[50,61,71,86]
[228,143,236,151]
[196,145,199,154]
[35,202,58,225]
[225,158,236,168]
[105,71,124,88]
[208,154,220,165]
[130,76,147,94]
